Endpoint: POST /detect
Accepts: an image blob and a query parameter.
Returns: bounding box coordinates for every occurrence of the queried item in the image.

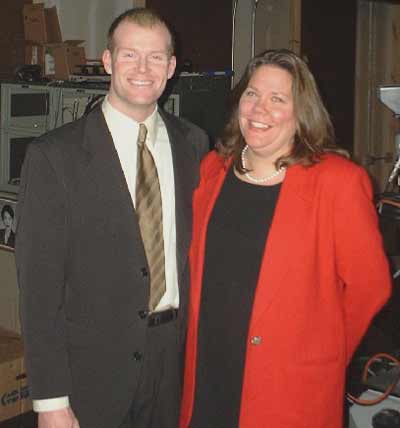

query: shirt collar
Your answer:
[102,96,159,147]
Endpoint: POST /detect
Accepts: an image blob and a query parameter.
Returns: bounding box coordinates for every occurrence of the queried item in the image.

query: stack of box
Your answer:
[23,3,86,80]
[0,327,32,423]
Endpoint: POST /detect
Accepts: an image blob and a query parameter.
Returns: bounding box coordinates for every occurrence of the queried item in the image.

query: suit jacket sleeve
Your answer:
[15,141,72,399]
[333,165,391,362]
[195,130,209,161]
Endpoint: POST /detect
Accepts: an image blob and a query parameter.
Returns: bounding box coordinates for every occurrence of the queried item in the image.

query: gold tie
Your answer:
[135,123,166,311]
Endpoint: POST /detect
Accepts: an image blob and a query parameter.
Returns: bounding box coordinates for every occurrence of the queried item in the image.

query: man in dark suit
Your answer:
[15,8,208,428]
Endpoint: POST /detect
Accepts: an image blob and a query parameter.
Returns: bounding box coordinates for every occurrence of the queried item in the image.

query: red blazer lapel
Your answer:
[250,164,313,324]
[191,155,314,326]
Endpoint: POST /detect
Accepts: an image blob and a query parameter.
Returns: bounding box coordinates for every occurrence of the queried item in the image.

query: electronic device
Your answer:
[349,390,400,428]
[14,65,43,83]
[378,85,400,117]
[69,74,111,83]
[0,83,107,192]
[160,73,231,145]
[377,85,400,188]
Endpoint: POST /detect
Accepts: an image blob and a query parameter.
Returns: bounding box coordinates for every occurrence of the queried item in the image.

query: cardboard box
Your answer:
[44,41,86,80]
[23,4,86,80]
[0,328,32,422]
[22,3,62,44]
[25,43,45,71]
[25,41,86,80]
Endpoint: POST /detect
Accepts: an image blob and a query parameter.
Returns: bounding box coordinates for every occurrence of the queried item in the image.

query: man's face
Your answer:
[102,21,176,122]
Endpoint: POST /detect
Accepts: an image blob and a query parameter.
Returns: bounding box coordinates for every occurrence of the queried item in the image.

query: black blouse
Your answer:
[191,167,281,428]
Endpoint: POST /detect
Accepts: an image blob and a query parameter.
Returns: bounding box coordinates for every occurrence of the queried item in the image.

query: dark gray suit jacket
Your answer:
[15,105,209,428]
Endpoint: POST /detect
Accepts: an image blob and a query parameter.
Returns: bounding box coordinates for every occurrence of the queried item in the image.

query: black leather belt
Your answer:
[148,308,178,327]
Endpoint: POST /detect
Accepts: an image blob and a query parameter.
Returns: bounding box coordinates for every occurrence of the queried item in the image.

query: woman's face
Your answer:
[2,211,13,229]
[238,64,296,160]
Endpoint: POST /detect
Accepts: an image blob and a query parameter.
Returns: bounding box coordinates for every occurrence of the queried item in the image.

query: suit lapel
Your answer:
[160,111,198,280]
[81,106,145,251]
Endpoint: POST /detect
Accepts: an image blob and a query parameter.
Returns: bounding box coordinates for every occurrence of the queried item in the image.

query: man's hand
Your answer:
[38,407,79,428]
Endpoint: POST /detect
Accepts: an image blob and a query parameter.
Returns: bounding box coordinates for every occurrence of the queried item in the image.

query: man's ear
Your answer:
[167,56,177,79]
[102,49,112,75]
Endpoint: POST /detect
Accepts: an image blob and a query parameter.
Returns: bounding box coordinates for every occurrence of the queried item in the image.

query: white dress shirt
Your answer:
[33,98,179,412]
[102,97,178,311]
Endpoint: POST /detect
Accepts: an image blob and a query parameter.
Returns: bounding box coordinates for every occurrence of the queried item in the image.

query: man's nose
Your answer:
[137,56,149,72]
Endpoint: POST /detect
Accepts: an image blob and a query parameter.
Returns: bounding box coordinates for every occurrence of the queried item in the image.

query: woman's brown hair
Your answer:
[216,49,348,173]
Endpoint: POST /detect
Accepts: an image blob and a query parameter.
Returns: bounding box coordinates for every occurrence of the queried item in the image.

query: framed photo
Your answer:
[0,194,17,252]
[163,94,180,117]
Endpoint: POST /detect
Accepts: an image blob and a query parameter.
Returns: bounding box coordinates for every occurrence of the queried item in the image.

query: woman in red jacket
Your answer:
[180,49,391,428]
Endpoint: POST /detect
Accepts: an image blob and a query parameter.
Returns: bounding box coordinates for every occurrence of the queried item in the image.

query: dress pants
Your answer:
[118,317,181,428]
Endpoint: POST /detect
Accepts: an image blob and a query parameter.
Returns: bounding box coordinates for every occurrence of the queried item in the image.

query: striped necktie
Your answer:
[135,123,166,311]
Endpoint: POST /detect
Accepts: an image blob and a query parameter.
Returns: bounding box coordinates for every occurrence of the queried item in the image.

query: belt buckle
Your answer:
[148,308,177,327]
[152,312,163,327]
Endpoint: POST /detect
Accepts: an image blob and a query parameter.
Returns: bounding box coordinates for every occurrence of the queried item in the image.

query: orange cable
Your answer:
[347,353,400,406]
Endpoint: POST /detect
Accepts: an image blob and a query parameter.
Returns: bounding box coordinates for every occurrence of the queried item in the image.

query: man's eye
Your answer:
[150,54,167,62]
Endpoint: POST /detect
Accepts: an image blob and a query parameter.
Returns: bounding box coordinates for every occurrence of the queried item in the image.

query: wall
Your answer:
[232,0,252,86]
[147,0,232,72]
[233,0,300,85]
[301,0,357,154]
[254,0,294,55]
[0,0,28,80]
[33,0,136,58]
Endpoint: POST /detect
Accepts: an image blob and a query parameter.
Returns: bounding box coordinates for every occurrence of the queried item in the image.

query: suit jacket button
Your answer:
[138,310,148,319]
[251,336,262,345]
[140,267,148,277]
[133,351,142,361]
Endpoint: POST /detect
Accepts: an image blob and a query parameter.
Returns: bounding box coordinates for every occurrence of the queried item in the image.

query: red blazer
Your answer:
[180,151,391,428]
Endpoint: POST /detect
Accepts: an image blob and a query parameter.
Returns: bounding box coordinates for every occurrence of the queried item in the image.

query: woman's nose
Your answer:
[253,98,269,114]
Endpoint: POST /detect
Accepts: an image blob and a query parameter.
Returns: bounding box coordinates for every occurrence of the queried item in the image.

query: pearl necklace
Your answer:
[241,145,286,184]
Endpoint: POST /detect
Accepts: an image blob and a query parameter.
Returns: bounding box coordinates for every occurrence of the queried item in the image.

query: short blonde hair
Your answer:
[107,8,175,57]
